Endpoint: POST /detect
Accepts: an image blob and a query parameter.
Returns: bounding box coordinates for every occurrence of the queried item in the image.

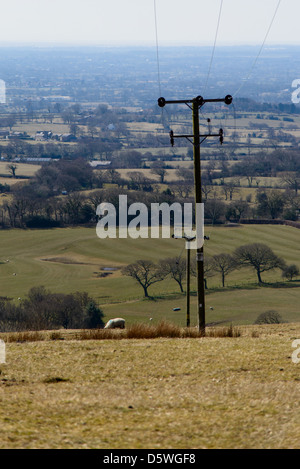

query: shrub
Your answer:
[282,264,299,281]
[254,311,285,325]
[84,301,105,329]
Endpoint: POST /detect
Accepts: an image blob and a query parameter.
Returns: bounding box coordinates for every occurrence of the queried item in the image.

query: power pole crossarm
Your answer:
[158,94,232,335]
[158,95,232,108]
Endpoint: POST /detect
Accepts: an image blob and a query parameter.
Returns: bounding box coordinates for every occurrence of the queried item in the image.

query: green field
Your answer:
[0,224,299,326]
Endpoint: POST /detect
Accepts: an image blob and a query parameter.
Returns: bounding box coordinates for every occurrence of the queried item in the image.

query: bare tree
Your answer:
[226,199,249,222]
[159,256,186,293]
[89,190,106,212]
[6,163,17,178]
[150,162,167,184]
[173,182,193,199]
[63,193,84,224]
[201,183,213,201]
[127,171,152,191]
[221,182,240,201]
[6,115,17,131]
[203,257,216,289]
[256,190,285,220]
[212,253,237,288]
[280,171,300,196]
[205,199,226,224]
[122,260,166,298]
[191,256,216,289]
[234,243,286,284]
[176,168,194,184]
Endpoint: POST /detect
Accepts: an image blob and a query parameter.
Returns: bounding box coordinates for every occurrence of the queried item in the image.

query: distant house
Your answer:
[7,132,27,140]
[25,158,52,163]
[89,160,112,168]
[13,157,52,163]
[60,133,76,142]
[35,131,53,141]
[78,135,101,142]
[0,131,9,139]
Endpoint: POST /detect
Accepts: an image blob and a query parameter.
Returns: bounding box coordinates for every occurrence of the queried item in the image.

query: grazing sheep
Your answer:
[104,318,125,329]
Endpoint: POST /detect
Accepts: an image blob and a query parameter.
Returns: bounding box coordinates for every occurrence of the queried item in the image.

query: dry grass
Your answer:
[0,323,299,449]
[74,328,120,341]
[1,322,241,342]
[206,324,241,338]
[126,322,241,339]
[4,331,45,343]
[126,321,182,339]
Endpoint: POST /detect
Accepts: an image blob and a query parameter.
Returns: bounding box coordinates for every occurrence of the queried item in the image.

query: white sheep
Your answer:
[104,318,125,329]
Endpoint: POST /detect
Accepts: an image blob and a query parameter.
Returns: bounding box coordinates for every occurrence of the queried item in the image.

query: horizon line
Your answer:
[0,40,300,49]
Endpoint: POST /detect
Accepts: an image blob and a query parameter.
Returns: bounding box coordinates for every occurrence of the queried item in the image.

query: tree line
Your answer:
[0,286,104,332]
[122,243,299,297]
[2,155,299,230]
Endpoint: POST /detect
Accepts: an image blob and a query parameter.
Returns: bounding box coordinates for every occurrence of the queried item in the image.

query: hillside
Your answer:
[0,224,299,327]
[0,322,299,449]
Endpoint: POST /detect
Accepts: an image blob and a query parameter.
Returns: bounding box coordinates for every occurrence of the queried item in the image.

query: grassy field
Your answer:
[0,322,299,449]
[0,162,40,188]
[0,224,299,326]
[13,120,70,136]
[118,167,183,183]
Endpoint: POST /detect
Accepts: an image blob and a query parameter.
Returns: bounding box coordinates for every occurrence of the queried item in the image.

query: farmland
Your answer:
[0,224,299,326]
[0,44,299,451]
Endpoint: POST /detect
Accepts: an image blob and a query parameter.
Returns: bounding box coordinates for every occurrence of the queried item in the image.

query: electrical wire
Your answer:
[151,0,288,311]
[154,0,282,103]
[153,0,162,98]
[233,0,282,98]
[154,0,173,151]
[203,0,224,96]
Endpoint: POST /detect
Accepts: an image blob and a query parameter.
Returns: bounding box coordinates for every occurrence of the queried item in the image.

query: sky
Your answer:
[0,0,299,47]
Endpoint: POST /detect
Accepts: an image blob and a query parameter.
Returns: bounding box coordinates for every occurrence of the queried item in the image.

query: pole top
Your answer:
[194,96,204,106]
[224,95,233,105]
[158,97,166,108]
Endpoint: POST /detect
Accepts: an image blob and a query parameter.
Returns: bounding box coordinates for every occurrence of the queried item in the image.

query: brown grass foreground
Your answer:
[0,322,300,449]
[1,322,242,342]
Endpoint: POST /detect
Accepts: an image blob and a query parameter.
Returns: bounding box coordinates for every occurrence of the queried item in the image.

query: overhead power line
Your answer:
[153,0,162,97]
[233,0,282,98]
[203,0,224,94]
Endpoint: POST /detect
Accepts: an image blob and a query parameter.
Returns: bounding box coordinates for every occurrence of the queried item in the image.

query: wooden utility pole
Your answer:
[192,97,205,334]
[158,94,232,335]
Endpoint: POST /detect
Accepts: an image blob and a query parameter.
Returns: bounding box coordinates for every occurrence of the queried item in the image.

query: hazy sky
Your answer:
[0,0,299,46]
